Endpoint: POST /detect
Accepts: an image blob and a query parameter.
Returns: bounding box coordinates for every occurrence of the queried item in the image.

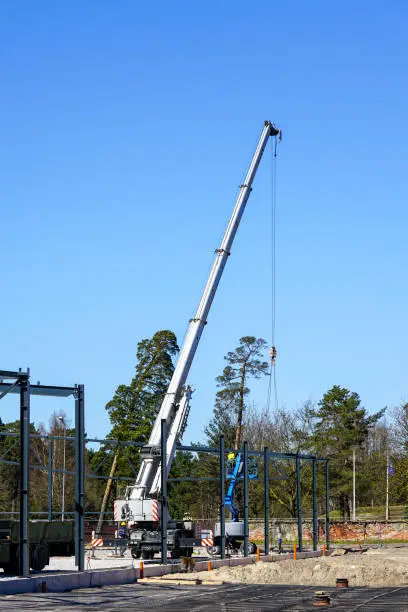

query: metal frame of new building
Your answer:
[181,434,329,559]
[0,372,329,572]
[0,369,84,577]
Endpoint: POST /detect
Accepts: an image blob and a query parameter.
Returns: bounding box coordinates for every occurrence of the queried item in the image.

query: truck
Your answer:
[114,121,281,559]
[0,520,75,573]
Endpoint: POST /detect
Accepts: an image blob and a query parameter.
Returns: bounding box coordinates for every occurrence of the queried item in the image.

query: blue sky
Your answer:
[1,1,407,442]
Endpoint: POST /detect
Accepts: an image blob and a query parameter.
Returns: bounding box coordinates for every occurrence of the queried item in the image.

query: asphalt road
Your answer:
[1,582,408,611]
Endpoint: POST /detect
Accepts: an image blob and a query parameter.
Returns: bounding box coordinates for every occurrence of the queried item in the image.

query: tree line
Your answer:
[1,329,407,523]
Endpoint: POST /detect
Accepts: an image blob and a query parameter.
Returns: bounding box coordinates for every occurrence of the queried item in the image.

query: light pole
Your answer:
[352,447,356,521]
[386,452,389,521]
[57,416,66,522]
[351,418,358,522]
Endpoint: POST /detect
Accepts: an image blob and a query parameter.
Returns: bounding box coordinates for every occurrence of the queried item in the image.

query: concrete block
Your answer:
[0,567,138,595]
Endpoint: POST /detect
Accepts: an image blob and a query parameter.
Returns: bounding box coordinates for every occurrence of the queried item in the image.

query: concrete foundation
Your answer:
[0,550,323,595]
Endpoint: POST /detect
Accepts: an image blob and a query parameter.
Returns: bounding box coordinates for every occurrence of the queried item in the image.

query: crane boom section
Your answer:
[130,121,280,500]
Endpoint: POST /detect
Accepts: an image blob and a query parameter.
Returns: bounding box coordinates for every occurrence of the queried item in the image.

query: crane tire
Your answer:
[31,543,49,571]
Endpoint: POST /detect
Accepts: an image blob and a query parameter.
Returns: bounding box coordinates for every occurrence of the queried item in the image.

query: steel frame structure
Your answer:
[195,436,329,558]
[0,384,329,569]
[0,369,85,576]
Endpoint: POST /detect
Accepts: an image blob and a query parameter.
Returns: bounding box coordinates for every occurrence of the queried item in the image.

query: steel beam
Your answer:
[312,459,318,551]
[219,435,225,559]
[243,440,249,557]
[75,384,85,571]
[48,439,53,522]
[168,476,219,482]
[0,380,19,400]
[264,446,269,555]
[19,374,30,577]
[325,460,330,550]
[179,443,324,462]
[161,419,167,564]
[296,455,302,552]
[0,369,29,378]
[0,382,76,397]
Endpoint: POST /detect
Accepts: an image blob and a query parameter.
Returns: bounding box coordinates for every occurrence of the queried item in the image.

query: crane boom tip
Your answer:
[265,120,281,140]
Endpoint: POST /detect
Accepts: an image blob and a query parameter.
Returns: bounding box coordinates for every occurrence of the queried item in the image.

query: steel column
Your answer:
[243,440,249,557]
[47,439,53,522]
[75,384,85,571]
[19,374,30,577]
[312,459,318,551]
[264,446,269,555]
[219,435,225,559]
[161,419,167,564]
[296,455,302,551]
[325,460,330,550]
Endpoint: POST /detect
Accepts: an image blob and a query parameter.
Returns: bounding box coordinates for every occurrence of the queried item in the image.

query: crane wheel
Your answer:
[31,543,49,571]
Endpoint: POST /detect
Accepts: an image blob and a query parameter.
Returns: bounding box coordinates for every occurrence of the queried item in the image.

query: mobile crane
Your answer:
[114,121,281,560]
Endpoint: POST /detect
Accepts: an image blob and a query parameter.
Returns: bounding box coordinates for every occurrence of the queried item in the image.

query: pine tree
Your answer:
[308,385,385,518]
[96,330,179,533]
[106,330,179,442]
[206,336,269,449]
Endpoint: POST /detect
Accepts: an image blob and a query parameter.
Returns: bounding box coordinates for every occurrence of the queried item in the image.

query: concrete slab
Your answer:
[2,582,408,611]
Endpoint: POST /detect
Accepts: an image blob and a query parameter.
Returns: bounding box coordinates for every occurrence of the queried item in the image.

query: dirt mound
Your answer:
[168,550,408,587]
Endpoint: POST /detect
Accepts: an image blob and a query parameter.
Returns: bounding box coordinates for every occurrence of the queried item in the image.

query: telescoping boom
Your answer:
[127,121,281,503]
